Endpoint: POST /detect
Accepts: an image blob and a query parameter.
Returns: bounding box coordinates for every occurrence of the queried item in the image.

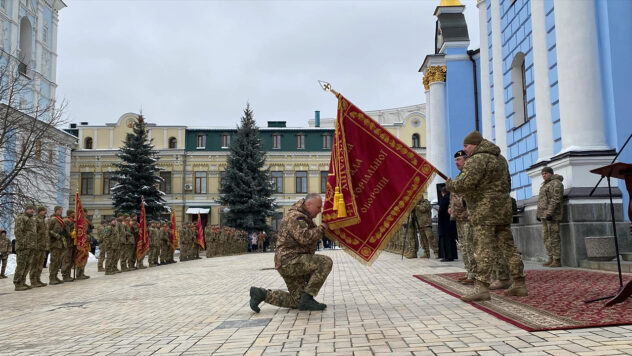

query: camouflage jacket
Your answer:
[14,213,37,250]
[104,224,119,248]
[93,224,105,245]
[35,215,49,251]
[0,235,12,256]
[48,215,66,249]
[64,218,75,245]
[415,199,433,227]
[274,199,325,269]
[537,174,564,221]
[130,222,139,245]
[445,139,513,226]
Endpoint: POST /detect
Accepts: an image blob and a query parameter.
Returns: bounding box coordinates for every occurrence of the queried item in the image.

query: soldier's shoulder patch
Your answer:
[296,218,308,228]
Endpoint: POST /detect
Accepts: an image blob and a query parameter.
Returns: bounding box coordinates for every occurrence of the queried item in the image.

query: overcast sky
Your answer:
[56,0,480,128]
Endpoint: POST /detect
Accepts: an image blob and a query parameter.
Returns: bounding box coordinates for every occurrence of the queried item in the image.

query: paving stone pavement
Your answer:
[0,250,631,355]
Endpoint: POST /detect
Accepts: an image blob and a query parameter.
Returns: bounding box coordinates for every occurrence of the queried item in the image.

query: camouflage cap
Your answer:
[117,213,124,217]
[37,206,47,213]
[541,166,554,174]
[54,206,63,213]
[123,213,130,218]
[25,204,36,211]
[66,209,75,216]
[463,131,483,146]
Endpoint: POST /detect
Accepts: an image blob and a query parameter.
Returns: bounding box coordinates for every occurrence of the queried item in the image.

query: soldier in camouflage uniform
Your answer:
[124,215,135,270]
[13,205,37,291]
[115,214,127,271]
[449,151,476,285]
[537,167,564,267]
[415,198,439,258]
[61,210,76,282]
[160,223,170,264]
[446,131,527,302]
[148,221,158,267]
[130,213,140,269]
[0,230,11,278]
[95,221,106,272]
[48,206,66,284]
[249,194,332,312]
[29,206,49,287]
[105,218,121,275]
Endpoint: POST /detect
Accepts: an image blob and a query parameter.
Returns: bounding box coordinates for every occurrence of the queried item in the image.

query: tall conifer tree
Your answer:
[219,104,276,232]
[111,115,168,220]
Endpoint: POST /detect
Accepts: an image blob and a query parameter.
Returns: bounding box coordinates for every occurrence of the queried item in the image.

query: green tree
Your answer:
[111,114,168,220]
[219,104,276,232]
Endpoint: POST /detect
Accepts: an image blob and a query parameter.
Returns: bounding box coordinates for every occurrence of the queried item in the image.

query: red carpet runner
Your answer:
[414,269,632,331]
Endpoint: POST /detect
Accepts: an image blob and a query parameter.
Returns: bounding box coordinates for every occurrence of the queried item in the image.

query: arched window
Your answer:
[412,133,420,148]
[168,137,177,149]
[84,137,93,149]
[511,52,527,128]
[18,17,33,75]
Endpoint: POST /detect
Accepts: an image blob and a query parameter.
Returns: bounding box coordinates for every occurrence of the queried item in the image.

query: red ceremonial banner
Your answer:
[195,212,205,250]
[323,93,437,264]
[74,193,90,267]
[170,210,179,251]
[136,199,149,260]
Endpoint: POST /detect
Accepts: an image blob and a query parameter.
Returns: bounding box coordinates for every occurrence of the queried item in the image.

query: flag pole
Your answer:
[317,80,449,181]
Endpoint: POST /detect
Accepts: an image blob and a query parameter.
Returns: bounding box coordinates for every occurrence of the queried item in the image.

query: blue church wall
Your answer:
[446,58,476,178]
[499,0,536,201]
[485,0,496,142]
[598,0,632,221]
[543,0,561,154]
[475,56,482,127]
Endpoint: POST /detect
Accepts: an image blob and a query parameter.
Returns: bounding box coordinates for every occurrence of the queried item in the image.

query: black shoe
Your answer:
[249,286,267,313]
[440,258,454,262]
[297,293,326,311]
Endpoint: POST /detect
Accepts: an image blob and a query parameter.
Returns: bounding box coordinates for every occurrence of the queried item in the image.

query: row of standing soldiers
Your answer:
[9,205,90,291]
[383,198,439,259]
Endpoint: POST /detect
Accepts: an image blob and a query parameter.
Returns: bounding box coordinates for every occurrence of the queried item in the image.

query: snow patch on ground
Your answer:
[5,252,98,276]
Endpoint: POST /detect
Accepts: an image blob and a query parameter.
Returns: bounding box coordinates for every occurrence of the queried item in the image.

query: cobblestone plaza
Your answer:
[1,250,631,355]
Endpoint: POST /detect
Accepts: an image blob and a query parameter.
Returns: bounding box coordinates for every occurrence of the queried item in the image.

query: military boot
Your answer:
[98,267,105,272]
[77,274,90,280]
[249,286,267,313]
[548,258,561,268]
[14,283,29,291]
[504,277,528,297]
[49,275,62,285]
[542,257,553,267]
[0,264,6,278]
[62,275,74,282]
[461,281,491,302]
[35,279,48,287]
[297,292,327,311]
[488,279,512,290]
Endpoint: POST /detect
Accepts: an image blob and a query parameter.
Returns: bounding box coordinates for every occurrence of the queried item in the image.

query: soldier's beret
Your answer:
[541,167,554,174]
[463,131,483,145]
[454,150,467,158]
[0,230,6,235]
[131,213,137,217]
[123,213,130,218]
[117,213,123,217]
[66,209,75,215]
[37,206,47,213]
[54,206,63,212]
[25,205,36,211]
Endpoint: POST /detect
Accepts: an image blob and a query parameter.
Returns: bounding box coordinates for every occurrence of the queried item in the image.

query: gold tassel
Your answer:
[333,186,341,211]
[337,194,347,217]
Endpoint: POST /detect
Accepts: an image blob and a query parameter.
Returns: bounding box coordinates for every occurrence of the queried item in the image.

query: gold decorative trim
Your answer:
[425,66,447,85]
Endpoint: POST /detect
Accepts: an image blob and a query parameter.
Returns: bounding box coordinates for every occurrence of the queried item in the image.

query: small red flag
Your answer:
[195,212,205,250]
[136,198,149,260]
[74,193,90,267]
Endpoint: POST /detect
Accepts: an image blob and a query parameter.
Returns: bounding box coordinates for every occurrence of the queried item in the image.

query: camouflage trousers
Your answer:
[49,247,64,279]
[542,220,561,259]
[403,226,419,259]
[149,246,158,266]
[265,254,333,309]
[419,226,438,255]
[98,246,107,270]
[13,248,34,285]
[29,249,46,283]
[160,243,170,263]
[456,221,477,279]
[61,245,75,277]
[0,256,7,275]
[107,248,120,272]
[472,224,524,284]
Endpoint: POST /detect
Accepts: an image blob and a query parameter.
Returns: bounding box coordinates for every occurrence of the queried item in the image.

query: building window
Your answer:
[412,133,420,148]
[159,171,172,194]
[84,137,93,149]
[0,0,6,12]
[195,171,207,194]
[102,172,113,195]
[81,173,94,195]
[296,134,305,149]
[320,171,328,194]
[271,213,283,232]
[272,134,281,149]
[221,134,230,148]
[295,171,307,193]
[42,24,48,44]
[35,140,42,160]
[48,148,54,163]
[271,171,283,193]
[168,137,177,149]
[511,52,528,128]
[322,134,331,149]
[196,134,206,149]
[18,17,32,74]
[219,171,226,190]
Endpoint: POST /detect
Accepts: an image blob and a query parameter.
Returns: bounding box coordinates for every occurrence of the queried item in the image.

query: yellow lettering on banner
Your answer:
[354,150,388,195]
[360,177,390,213]
[350,158,363,176]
